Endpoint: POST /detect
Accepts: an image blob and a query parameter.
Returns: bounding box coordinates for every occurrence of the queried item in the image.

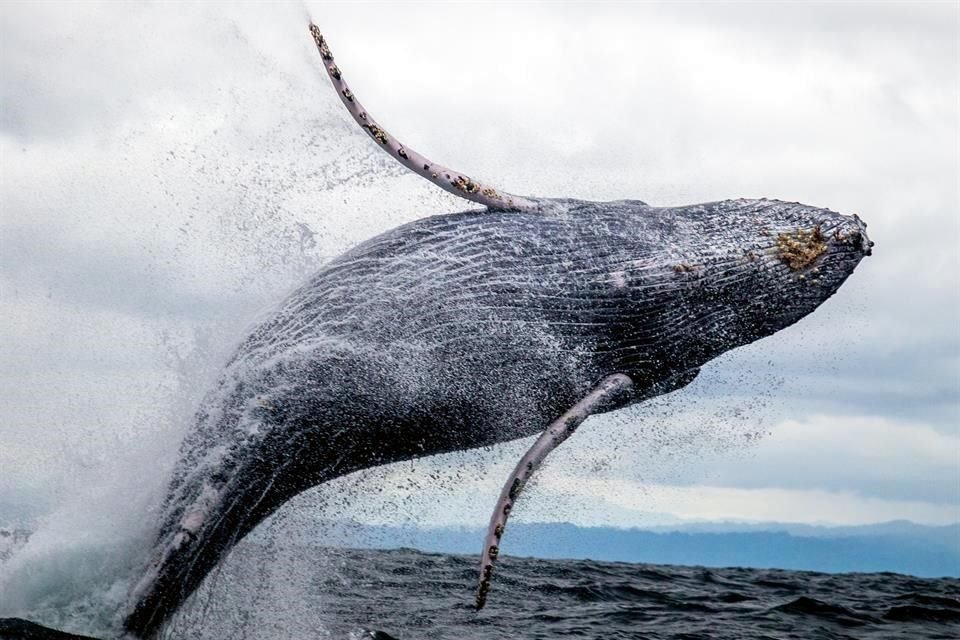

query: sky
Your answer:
[1,1,958,541]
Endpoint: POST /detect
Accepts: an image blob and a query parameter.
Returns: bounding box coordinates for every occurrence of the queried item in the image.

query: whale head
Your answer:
[610,198,873,373]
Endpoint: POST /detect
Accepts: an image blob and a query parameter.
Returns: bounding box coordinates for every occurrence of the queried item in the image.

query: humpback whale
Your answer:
[0,23,871,640]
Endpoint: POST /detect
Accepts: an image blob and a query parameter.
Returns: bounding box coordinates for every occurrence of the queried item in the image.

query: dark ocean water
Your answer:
[311,547,959,640]
[3,544,959,639]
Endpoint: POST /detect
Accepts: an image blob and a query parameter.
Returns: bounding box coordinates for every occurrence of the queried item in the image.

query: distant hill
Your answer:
[5,513,957,578]
[307,520,960,579]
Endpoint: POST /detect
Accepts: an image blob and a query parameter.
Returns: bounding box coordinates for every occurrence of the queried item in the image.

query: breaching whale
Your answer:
[0,23,872,640]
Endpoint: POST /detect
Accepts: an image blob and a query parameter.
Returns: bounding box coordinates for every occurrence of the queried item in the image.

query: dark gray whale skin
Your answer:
[122,196,871,636]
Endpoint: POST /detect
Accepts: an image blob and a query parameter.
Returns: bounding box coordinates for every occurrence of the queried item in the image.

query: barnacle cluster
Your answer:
[363,123,388,145]
[776,226,827,270]
[309,25,332,61]
[453,175,481,194]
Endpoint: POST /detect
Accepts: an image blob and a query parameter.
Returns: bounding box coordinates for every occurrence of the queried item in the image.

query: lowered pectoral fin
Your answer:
[474,373,635,610]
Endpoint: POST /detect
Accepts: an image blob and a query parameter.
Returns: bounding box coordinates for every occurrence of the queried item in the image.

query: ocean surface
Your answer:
[161,545,959,640]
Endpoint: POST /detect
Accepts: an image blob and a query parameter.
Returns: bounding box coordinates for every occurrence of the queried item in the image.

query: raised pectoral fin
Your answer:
[307,24,540,213]
[474,373,634,610]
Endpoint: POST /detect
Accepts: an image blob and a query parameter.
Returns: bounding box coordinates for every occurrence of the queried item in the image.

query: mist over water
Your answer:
[0,4,399,632]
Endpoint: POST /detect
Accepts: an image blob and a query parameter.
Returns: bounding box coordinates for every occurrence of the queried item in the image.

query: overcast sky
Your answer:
[1,1,958,539]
